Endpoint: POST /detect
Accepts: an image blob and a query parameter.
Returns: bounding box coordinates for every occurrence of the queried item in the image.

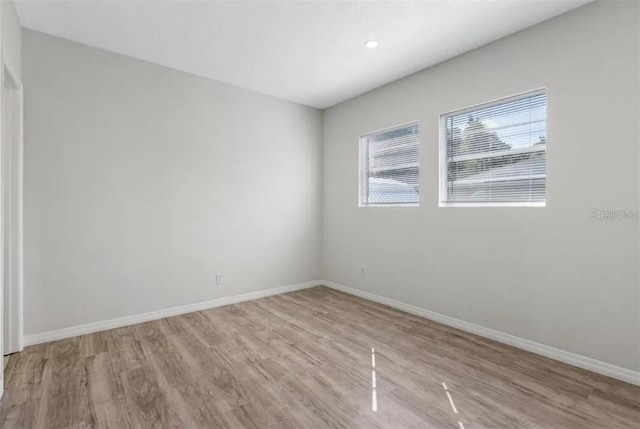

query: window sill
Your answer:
[439,202,545,208]
[360,203,420,208]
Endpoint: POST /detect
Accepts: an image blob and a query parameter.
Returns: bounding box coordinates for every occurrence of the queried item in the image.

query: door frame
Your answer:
[1,53,24,358]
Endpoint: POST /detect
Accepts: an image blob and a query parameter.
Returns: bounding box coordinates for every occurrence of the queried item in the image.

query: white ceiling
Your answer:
[15,0,591,109]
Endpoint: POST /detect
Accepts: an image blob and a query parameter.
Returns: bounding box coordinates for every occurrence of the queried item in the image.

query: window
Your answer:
[360,123,419,206]
[440,90,546,206]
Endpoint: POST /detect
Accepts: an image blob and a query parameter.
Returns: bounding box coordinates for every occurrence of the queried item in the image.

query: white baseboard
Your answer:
[23,280,322,347]
[22,279,639,386]
[322,280,640,386]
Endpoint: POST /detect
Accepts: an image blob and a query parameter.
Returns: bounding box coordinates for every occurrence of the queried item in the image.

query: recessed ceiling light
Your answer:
[364,40,378,49]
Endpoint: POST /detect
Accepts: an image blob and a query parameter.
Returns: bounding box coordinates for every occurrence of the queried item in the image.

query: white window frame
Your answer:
[359,121,420,208]
[438,89,547,208]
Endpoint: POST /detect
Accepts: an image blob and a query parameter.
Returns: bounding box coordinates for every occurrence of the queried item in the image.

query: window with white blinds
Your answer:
[440,90,546,206]
[360,123,419,206]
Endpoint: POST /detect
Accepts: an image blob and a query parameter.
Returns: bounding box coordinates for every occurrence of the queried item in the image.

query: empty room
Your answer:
[0,0,637,427]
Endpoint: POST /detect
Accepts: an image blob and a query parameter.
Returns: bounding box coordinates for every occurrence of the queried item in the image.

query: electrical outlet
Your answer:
[215,273,223,284]
[360,266,366,277]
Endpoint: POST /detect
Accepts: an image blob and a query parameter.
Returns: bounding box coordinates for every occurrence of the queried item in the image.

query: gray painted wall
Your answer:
[322,1,639,371]
[23,29,322,335]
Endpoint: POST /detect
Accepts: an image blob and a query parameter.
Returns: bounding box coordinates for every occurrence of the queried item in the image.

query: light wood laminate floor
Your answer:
[0,286,638,428]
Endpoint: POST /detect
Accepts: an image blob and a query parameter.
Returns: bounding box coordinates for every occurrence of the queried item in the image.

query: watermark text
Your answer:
[590,209,639,221]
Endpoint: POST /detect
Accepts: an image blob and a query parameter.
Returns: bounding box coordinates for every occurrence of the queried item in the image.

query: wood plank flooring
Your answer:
[0,286,638,428]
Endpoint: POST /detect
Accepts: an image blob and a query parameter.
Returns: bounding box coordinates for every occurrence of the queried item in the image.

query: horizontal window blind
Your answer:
[360,123,419,206]
[442,91,546,204]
